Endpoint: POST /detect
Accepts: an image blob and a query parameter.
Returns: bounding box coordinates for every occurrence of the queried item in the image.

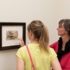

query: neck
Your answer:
[30,39,38,43]
[61,35,70,50]
[62,35,70,44]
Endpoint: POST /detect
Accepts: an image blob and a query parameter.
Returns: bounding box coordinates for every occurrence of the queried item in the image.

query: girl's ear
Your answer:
[28,31,33,39]
[29,30,33,36]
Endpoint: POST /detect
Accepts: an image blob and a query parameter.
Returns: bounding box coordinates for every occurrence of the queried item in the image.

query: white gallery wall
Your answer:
[0,0,70,70]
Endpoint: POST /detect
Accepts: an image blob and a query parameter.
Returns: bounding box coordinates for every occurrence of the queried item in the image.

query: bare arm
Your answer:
[51,57,62,70]
[19,38,24,47]
[16,56,25,70]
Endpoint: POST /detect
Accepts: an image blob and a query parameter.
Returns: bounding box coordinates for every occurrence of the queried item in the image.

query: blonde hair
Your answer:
[27,20,49,51]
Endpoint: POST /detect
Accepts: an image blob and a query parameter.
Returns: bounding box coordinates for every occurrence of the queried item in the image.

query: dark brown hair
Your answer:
[27,20,49,51]
[59,19,70,36]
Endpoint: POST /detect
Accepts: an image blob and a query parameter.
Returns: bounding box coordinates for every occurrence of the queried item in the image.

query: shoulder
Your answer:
[16,46,27,59]
[50,41,58,52]
[48,47,57,60]
[16,43,34,55]
[50,41,58,47]
[49,47,56,54]
[17,46,26,53]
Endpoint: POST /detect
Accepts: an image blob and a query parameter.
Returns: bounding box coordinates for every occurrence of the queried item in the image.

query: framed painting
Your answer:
[0,22,26,50]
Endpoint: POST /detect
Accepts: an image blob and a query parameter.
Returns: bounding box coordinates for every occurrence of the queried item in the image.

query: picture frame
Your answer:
[0,22,26,50]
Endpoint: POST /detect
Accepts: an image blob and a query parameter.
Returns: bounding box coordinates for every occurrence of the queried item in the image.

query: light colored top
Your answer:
[16,43,57,70]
